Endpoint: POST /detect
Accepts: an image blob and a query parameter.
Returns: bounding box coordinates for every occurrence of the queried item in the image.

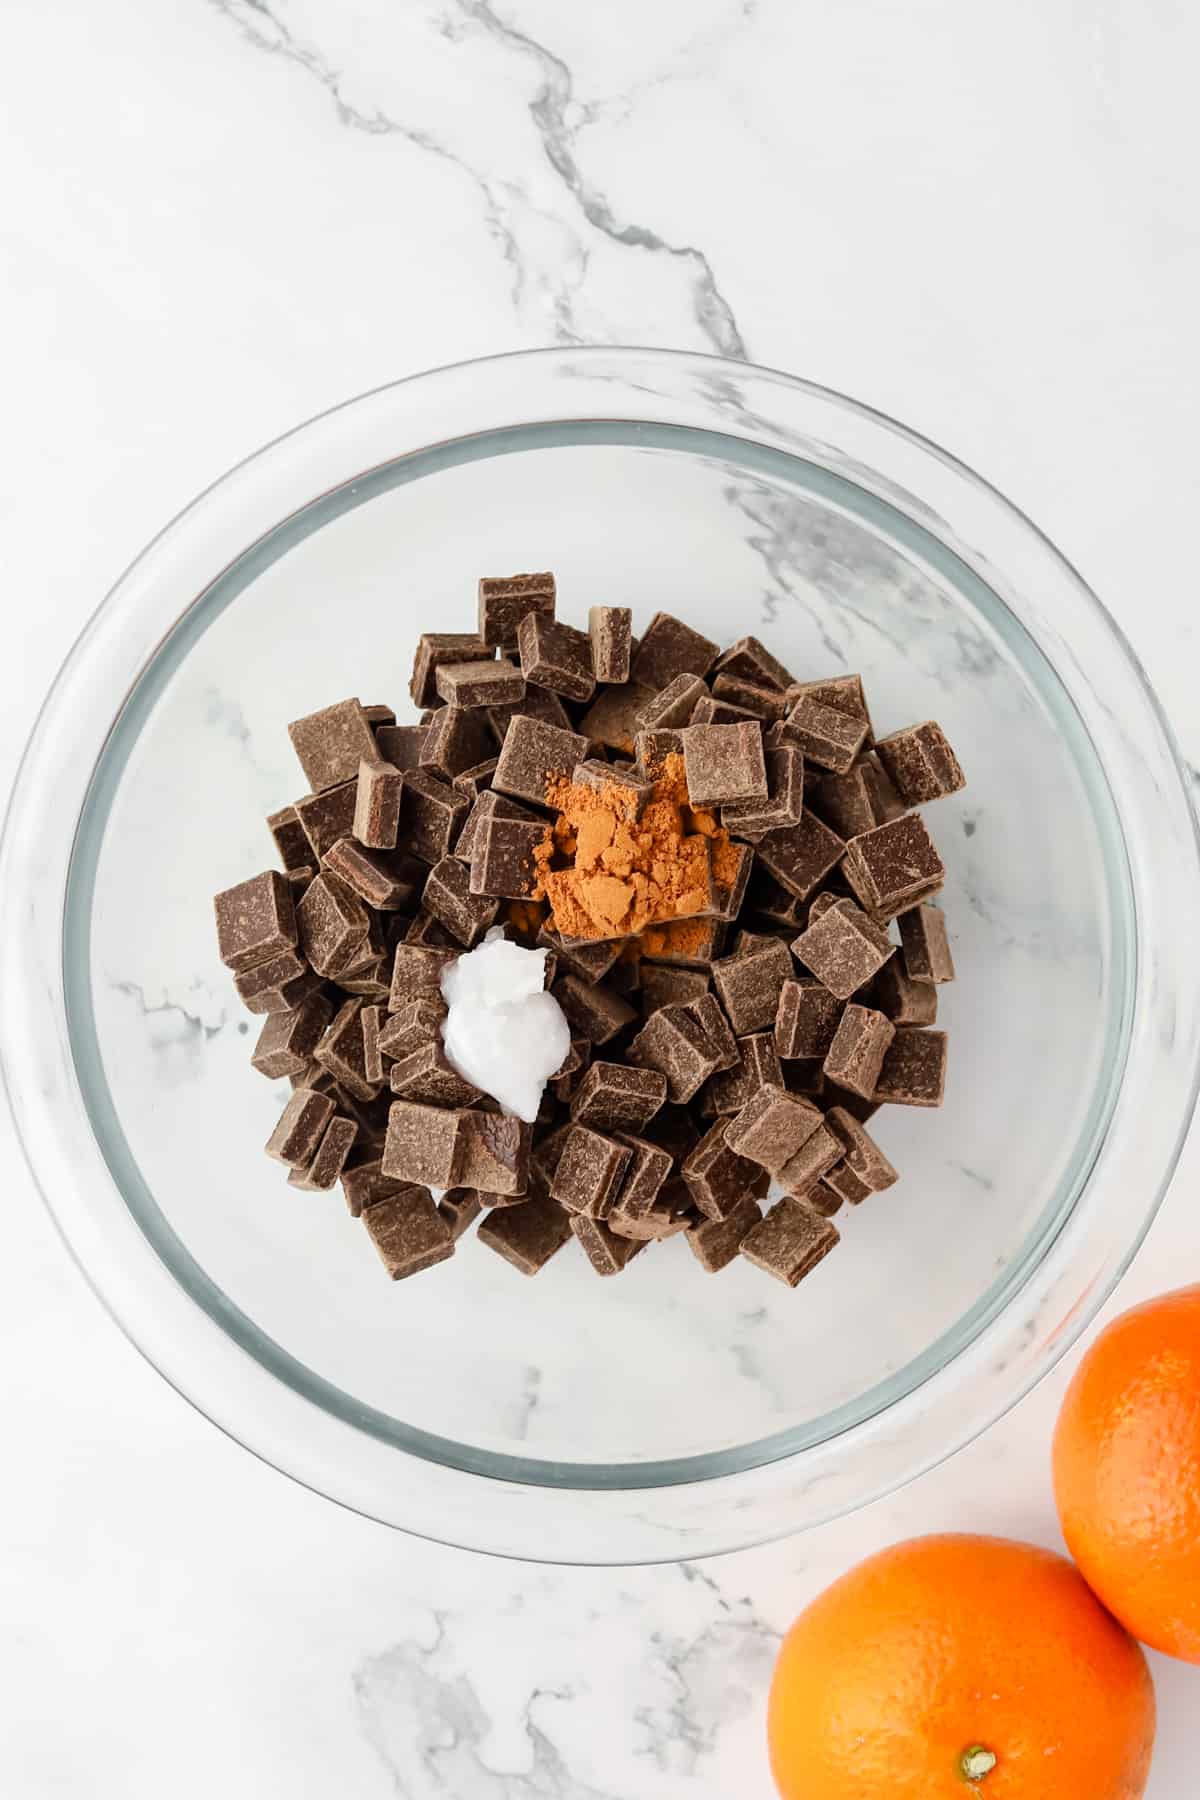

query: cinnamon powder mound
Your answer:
[532,753,738,943]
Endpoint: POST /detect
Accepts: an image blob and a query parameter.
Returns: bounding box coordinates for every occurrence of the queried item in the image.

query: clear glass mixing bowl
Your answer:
[3,348,1197,1563]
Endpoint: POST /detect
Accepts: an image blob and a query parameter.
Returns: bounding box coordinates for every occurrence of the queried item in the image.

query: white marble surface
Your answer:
[3,1,1200,1792]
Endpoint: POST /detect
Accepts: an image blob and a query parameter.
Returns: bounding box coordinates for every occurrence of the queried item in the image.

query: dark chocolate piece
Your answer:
[377,997,446,1060]
[842,814,945,914]
[287,698,378,794]
[691,695,763,727]
[365,705,395,725]
[786,674,872,739]
[294,781,359,859]
[611,1133,673,1216]
[630,611,719,689]
[340,1156,407,1218]
[791,897,894,1000]
[639,964,709,1014]
[375,723,429,771]
[806,1178,846,1217]
[681,1119,760,1220]
[388,943,455,1010]
[539,928,623,987]
[627,1005,722,1103]
[745,864,805,928]
[898,903,956,984]
[874,721,965,805]
[553,975,637,1045]
[215,869,299,974]
[783,1058,825,1099]
[708,840,754,922]
[711,673,789,721]
[824,1107,899,1193]
[778,1124,841,1195]
[455,789,538,866]
[313,998,381,1101]
[637,673,709,732]
[635,728,685,781]
[588,606,632,683]
[809,752,903,838]
[703,1031,783,1115]
[685,1197,762,1272]
[477,572,556,648]
[493,714,590,807]
[551,1125,632,1217]
[742,1199,839,1286]
[823,1004,895,1098]
[360,1003,384,1086]
[251,991,334,1079]
[234,946,309,1014]
[322,838,418,911]
[487,683,576,748]
[420,704,496,782]
[608,1176,697,1240]
[873,1027,948,1106]
[711,937,793,1034]
[296,873,369,978]
[779,694,868,774]
[757,811,846,902]
[381,1100,469,1187]
[363,1185,456,1279]
[681,722,768,807]
[681,992,739,1071]
[265,1087,336,1166]
[477,1193,573,1274]
[569,1061,667,1132]
[774,978,843,1059]
[437,1189,484,1240]
[288,1116,359,1191]
[712,635,793,691]
[435,659,525,711]
[422,855,500,948]
[352,758,402,850]
[469,816,548,900]
[724,1086,823,1175]
[398,769,471,865]
[516,614,596,704]
[267,805,313,872]
[870,957,938,1025]
[452,758,499,800]
[722,745,804,837]
[576,682,655,755]
[388,1042,482,1107]
[571,1214,648,1274]
[457,1113,532,1197]
[410,632,491,709]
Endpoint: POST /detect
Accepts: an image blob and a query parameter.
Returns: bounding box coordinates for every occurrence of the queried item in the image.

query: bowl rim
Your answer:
[3,343,1198,1563]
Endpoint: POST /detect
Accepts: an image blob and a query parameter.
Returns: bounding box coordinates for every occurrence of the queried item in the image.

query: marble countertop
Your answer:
[3,2,1199,1793]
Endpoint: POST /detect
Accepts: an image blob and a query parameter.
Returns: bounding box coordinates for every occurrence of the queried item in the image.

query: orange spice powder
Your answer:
[531,753,738,943]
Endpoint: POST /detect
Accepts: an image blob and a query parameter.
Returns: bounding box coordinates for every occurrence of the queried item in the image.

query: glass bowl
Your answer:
[3,348,1197,1565]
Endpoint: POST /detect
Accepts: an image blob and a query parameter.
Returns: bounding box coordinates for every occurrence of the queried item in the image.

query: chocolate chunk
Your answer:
[381,1100,469,1187]
[569,1061,667,1131]
[681,992,739,1071]
[630,611,719,688]
[420,705,496,783]
[477,1193,573,1274]
[551,1125,632,1217]
[588,606,632,683]
[823,1004,895,1098]
[410,632,491,709]
[553,974,637,1045]
[287,698,378,794]
[627,1005,722,1103]
[875,721,965,805]
[469,816,548,900]
[640,1104,701,1165]
[288,1116,359,1191]
[528,1121,572,1198]
[363,1185,455,1279]
[360,1003,384,1086]
[779,1124,841,1195]
[388,943,455,1010]
[703,1031,784,1115]
[898,903,955,984]
[685,1198,762,1272]
[404,909,457,950]
[825,1107,899,1193]
[639,964,710,1014]
[377,997,446,1060]
[398,769,470,864]
[690,693,763,726]
[711,674,789,721]
[783,1058,825,1099]
[774,978,844,1059]
[757,811,846,902]
[809,751,904,838]
[267,805,314,872]
[375,723,429,771]
[493,714,589,807]
[637,673,710,733]
[608,1176,697,1240]
[870,957,939,1025]
[251,991,334,1078]
[574,681,652,756]
[742,1199,839,1286]
[641,917,726,969]
[611,1132,673,1216]
[681,722,768,807]
[635,728,686,782]
[843,813,945,915]
[516,614,596,704]
[724,1086,823,1175]
[233,946,309,1014]
[296,873,369,978]
[340,1156,406,1218]
[339,960,391,1001]
[388,1042,482,1107]
[457,1113,532,1197]
[477,572,556,648]
[791,897,894,1000]
[712,635,793,691]
[422,856,499,947]
[786,674,873,739]
[452,758,499,800]
[215,869,299,974]
[711,937,793,1034]
[433,1190,481,1240]
[722,745,804,837]
[571,1214,649,1275]
[807,1175,848,1215]
[682,1119,760,1220]
[539,927,623,987]
[321,839,416,912]
[313,998,381,1101]
[455,788,538,867]
[709,840,754,922]
[293,781,359,859]
[821,1083,879,1124]
[351,757,402,851]
[487,686,578,752]
[435,659,525,711]
[266,1086,336,1165]
[779,694,868,774]
[745,865,805,929]
[874,1027,948,1106]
